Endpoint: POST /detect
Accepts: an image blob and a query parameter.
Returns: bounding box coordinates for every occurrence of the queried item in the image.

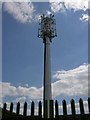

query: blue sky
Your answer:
[0,1,89,113]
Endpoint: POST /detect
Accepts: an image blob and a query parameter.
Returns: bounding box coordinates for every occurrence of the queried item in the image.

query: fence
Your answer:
[1,98,90,120]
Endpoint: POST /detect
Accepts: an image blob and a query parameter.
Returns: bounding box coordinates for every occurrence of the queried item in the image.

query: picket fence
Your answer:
[1,98,90,120]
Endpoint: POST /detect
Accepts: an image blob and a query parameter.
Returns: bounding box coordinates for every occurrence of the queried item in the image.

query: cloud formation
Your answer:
[3,1,89,23]
[0,64,88,100]
[49,0,89,22]
[80,14,90,22]
[49,0,88,12]
[52,63,88,98]
[1,82,42,100]
[3,2,40,23]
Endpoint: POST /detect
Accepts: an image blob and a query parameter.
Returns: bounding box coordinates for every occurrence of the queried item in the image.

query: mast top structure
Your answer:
[38,14,57,42]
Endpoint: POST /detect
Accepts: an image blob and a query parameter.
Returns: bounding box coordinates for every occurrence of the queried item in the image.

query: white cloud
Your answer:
[49,0,88,13]
[0,64,88,101]
[50,2,66,13]
[3,2,38,23]
[52,63,88,98]
[1,82,42,100]
[15,96,27,102]
[80,14,90,22]
[2,1,89,23]
[49,0,89,23]
[46,10,52,15]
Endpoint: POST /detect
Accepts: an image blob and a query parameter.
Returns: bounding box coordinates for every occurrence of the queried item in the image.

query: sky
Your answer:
[0,0,89,115]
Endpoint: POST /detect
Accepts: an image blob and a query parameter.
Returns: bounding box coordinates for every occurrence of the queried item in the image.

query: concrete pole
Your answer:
[43,37,52,118]
[38,14,57,118]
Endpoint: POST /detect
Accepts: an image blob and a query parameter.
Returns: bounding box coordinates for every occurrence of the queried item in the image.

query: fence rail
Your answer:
[1,98,90,120]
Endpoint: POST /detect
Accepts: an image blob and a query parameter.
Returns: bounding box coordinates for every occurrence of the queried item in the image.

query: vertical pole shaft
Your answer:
[38,14,57,118]
[43,37,52,118]
[44,37,52,100]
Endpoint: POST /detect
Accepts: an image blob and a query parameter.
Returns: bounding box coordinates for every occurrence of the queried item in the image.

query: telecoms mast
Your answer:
[38,14,57,118]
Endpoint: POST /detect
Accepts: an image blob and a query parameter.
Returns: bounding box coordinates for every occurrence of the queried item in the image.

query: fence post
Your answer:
[31,101,34,116]
[50,100,54,118]
[3,103,7,110]
[23,102,27,116]
[44,100,48,118]
[88,98,90,114]
[55,100,59,117]
[71,99,76,115]
[38,101,42,117]
[62,100,67,115]
[79,98,85,115]
[16,102,20,115]
[10,102,13,113]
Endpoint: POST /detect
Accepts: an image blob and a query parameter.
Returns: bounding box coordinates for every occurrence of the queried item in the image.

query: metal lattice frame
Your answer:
[38,14,57,42]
